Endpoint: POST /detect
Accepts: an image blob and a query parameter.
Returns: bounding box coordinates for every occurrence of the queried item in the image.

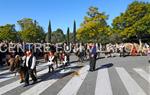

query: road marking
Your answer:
[59,63,78,74]
[0,62,47,75]
[0,74,17,83]
[57,65,89,95]
[95,68,113,95]
[133,68,150,84]
[0,63,47,83]
[0,69,9,75]
[21,72,64,95]
[37,62,50,67]
[0,68,48,95]
[116,67,146,95]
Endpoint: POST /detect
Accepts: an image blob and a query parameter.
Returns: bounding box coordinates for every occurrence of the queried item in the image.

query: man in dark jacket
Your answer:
[89,43,97,71]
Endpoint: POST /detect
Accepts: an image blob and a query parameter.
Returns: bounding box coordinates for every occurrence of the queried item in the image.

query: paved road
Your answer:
[0,55,149,95]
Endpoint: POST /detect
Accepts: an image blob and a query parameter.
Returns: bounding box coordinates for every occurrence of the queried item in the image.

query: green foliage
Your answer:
[1,1,149,44]
[17,18,33,31]
[67,27,70,43]
[51,28,65,43]
[73,20,76,43]
[46,20,52,43]
[112,1,150,41]
[77,6,109,44]
[0,24,17,41]
[18,18,45,42]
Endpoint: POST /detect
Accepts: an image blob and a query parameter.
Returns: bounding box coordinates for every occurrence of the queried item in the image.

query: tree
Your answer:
[77,6,109,43]
[46,20,52,43]
[73,20,76,43]
[67,27,70,44]
[112,1,150,43]
[0,24,17,41]
[17,18,33,31]
[67,32,74,43]
[51,28,65,43]
[18,18,45,42]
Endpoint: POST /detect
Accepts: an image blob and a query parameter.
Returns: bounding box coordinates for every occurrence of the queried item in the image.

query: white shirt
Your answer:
[48,56,54,62]
[47,56,54,65]
[26,55,36,69]
[63,56,67,64]
[79,45,83,52]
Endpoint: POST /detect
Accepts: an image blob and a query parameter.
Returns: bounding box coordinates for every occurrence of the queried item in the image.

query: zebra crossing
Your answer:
[133,68,150,84]
[57,65,89,95]
[116,67,147,95]
[0,62,149,95]
[95,68,112,95]
[0,62,49,83]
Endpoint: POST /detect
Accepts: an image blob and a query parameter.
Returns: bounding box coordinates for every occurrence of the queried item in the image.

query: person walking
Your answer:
[24,50,37,87]
[47,51,55,73]
[89,43,97,71]
[61,51,68,69]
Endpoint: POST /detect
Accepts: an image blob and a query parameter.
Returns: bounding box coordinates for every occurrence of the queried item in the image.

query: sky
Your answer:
[0,0,149,33]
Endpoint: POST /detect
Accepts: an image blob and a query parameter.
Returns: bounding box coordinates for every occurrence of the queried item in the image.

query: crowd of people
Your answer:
[0,40,150,87]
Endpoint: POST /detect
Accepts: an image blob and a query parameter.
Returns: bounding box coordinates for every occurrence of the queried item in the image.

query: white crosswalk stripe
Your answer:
[59,63,79,74]
[0,62,47,76]
[95,68,113,95]
[0,74,17,83]
[0,65,148,95]
[0,63,48,83]
[133,68,150,84]
[21,73,60,95]
[116,67,147,95]
[0,69,9,75]
[21,63,79,95]
[0,72,19,83]
[57,65,89,95]
[0,68,48,95]
[37,62,51,68]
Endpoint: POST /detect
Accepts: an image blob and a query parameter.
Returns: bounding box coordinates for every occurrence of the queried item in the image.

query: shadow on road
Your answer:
[95,63,113,71]
[37,65,83,83]
[70,60,79,63]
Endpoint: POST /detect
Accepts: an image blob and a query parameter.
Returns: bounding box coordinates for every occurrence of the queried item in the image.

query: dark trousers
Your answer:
[48,65,54,72]
[120,52,125,57]
[63,61,69,69]
[24,68,37,84]
[0,54,2,66]
[0,53,5,66]
[89,56,96,71]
